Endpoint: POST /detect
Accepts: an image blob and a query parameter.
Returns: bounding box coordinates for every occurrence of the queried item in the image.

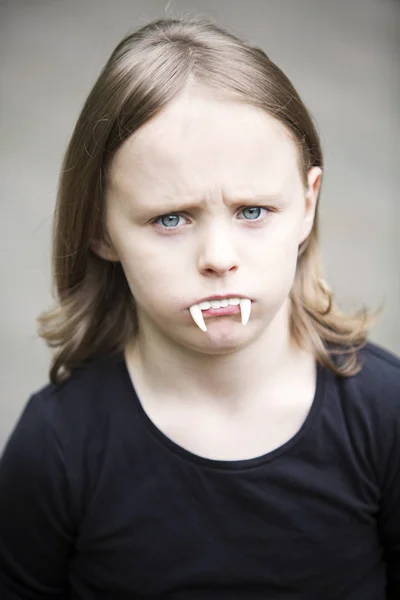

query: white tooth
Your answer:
[228,298,240,306]
[189,304,207,332]
[239,299,251,326]
[198,301,211,310]
[210,300,221,309]
[220,299,229,307]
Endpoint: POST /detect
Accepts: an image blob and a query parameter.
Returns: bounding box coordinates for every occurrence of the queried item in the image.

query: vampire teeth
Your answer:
[239,298,251,326]
[189,304,208,332]
[189,297,252,332]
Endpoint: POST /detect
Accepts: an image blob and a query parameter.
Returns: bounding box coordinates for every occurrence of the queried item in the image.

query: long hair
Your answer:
[37,18,381,383]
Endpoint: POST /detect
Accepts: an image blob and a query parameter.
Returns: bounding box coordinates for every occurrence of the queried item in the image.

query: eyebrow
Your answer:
[132,193,284,218]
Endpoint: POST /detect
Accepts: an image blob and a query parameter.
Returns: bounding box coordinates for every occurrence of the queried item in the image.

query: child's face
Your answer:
[99,86,321,353]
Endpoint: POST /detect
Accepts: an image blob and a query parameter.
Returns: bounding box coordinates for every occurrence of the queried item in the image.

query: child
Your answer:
[1,17,399,600]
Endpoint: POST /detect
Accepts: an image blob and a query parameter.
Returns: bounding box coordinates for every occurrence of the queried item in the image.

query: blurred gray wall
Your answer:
[1,0,399,450]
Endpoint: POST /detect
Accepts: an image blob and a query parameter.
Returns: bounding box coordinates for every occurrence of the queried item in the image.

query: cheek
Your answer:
[118,241,188,307]
[252,220,300,268]
[251,223,300,295]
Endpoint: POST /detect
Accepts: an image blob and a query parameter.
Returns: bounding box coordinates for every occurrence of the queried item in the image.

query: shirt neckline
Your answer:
[116,355,327,471]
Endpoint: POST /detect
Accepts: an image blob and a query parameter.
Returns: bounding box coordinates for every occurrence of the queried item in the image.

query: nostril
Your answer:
[202,263,239,276]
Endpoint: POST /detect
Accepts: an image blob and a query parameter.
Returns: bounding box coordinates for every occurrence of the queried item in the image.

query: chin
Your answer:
[187,321,257,354]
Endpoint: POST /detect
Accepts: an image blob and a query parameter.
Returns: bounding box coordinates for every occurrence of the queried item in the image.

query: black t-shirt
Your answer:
[1,341,399,599]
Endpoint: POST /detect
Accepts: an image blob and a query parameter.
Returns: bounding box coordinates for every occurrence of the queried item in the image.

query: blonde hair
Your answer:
[38,17,381,383]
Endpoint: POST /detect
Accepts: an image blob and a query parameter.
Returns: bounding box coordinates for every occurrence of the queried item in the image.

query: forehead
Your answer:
[108,88,301,199]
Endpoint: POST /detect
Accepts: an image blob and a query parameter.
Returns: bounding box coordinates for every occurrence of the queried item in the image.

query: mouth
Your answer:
[189,296,252,332]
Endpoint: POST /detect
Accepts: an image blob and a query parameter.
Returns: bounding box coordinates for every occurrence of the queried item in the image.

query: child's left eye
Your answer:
[239,207,269,220]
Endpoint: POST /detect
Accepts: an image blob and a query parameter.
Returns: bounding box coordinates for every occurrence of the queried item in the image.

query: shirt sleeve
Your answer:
[377,396,400,600]
[0,393,75,599]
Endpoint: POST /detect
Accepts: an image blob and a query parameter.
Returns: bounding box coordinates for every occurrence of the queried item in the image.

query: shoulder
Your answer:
[29,353,127,429]
[334,340,400,407]
[357,341,400,380]
[322,341,400,439]
[348,341,400,405]
[332,341,400,449]
[2,354,129,518]
[321,342,400,486]
[354,343,400,488]
[9,354,129,471]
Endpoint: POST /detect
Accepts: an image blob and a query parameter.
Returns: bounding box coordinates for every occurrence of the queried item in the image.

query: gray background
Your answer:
[1,0,399,451]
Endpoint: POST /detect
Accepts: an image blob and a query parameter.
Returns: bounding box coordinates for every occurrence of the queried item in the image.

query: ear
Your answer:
[299,166,323,245]
[90,237,120,262]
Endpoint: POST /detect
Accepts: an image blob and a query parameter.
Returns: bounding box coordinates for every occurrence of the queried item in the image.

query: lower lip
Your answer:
[201,305,241,317]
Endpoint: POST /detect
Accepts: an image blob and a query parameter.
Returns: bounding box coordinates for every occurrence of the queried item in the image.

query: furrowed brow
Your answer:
[132,192,283,219]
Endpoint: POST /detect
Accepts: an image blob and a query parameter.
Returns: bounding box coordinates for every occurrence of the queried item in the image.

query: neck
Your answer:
[124,299,313,408]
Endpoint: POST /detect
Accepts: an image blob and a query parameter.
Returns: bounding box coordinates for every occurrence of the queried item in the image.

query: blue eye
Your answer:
[158,214,182,228]
[240,207,266,220]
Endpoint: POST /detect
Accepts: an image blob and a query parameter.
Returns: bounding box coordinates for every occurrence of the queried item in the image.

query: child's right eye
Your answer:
[154,214,189,229]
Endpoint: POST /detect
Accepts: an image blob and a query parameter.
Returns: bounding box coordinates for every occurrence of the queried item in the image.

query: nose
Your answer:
[197,222,240,277]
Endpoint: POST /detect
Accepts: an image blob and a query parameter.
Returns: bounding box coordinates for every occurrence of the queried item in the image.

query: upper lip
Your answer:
[192,294,249,305]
